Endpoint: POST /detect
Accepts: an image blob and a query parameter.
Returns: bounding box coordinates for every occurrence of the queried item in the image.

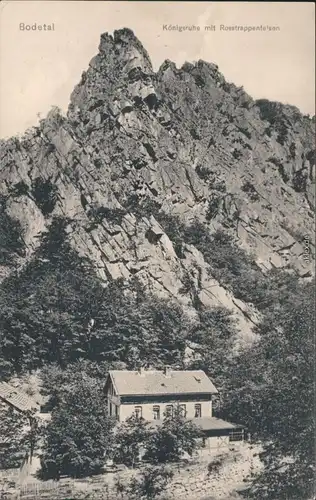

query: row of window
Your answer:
[134,403,202,420]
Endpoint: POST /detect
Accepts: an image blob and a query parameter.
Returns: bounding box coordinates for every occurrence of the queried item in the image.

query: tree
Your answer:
[113,415,152,467]
[0,217,101,373]
[40,361,110,410]
[187,307,237,392]
[222,279,315,499]
[145,405,203,463]
[40,374,115,478]
[0,406,33,469]
[0,216,188,374]
[0,194,25,267]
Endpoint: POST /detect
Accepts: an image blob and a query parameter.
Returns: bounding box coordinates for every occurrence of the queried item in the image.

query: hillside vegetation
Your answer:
[0,27,314,500]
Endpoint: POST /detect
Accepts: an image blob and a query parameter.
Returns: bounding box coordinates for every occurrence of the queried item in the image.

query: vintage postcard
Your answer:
[0,2,315,499]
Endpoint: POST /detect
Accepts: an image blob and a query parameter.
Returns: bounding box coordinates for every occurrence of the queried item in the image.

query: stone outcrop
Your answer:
[0,28,315,339]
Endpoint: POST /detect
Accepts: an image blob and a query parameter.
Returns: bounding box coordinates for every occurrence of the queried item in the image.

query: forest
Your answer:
[0,214,314,500]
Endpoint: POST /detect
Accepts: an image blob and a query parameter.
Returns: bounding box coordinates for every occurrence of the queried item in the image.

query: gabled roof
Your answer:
[0,381,40,413]
[108,370,218,396]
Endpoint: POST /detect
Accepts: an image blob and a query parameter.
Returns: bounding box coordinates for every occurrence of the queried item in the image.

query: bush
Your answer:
[123,194,161,220]
[241,181,260,201]
[144,406,203,464]
[117,465,174,500]
[255,100,288,145]
[206,193,222,220]
[88,206,127,225]
[31,177,58,216]
[207,455,225,475]
[113,415,152,467]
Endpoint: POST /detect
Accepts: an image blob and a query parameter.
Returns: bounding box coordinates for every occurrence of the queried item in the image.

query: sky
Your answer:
[0,1,315,139]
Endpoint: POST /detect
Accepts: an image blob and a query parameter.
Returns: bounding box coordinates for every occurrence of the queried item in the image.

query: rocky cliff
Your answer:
[0,28,315,339]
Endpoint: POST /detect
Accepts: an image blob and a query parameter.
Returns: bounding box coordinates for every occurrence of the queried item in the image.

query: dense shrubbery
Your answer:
[87,206,127,226]
[123,193,162,221]
[40,360,111,411]
[115,465,174,500]
[0,217,188,377]
[221,279,315,500]
[256,99,280,123]
[113,407,202,467]
[205,193,223,220]
[144,406,203,464]
[40,374,115,479]
[255,100,289,145]
[187,307,237,392]
[113,415,152,467]
[0,406,34,468]
[31,177,58,216]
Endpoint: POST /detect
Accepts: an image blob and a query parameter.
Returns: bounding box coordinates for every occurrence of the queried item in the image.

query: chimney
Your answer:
[164,366,171,378]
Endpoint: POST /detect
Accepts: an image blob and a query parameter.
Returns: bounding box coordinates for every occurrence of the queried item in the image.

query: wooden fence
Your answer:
[15,480,117,500]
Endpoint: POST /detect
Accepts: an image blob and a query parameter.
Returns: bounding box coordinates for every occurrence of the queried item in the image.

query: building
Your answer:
[0,381,45,469]
[105,368,244,453]
[0,381,41,416]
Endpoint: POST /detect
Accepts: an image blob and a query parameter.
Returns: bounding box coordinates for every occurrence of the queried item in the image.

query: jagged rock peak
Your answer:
[98,27,153,72]
[67,27,155,115]
[0,28,315,337]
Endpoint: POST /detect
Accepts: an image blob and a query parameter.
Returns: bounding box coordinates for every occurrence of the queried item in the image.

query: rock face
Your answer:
[0,28,315,338]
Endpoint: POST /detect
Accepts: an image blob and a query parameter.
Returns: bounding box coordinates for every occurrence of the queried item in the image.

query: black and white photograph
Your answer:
[0,1,315,499]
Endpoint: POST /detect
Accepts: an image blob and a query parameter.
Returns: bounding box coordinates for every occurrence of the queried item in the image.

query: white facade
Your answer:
[117,399,213,422]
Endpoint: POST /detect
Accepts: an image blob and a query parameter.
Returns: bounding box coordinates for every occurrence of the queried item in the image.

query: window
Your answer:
[153,405,160,420]
[165,404,173,417]
[229,430,244,442]
[194,404,202,418]
[134,406,142,419]
[202,437,207,448]
[179,404,187,417]
[109,403,112,417]
[115,405,119,420]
